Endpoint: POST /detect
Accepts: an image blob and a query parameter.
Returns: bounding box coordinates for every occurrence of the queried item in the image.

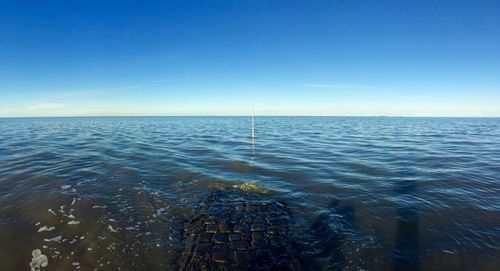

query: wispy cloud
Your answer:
[401,95,436,101]
[0,107,14,113]
[303,83,373,89]
[49,90,104,100]
[28,102,65,109]
[47,85,141,100]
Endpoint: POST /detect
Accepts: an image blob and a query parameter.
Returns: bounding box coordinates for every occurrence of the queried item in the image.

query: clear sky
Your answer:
[1,0,499,117]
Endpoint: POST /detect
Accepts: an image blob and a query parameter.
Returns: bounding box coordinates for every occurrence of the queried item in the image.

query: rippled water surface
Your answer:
[0,117,499,270]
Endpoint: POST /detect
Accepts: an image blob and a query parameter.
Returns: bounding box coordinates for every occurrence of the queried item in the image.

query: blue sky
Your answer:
[1,0,499,117]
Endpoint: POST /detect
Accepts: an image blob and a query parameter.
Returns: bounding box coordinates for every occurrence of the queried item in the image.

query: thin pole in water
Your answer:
[251,107,255,145]
[249,107,256,166]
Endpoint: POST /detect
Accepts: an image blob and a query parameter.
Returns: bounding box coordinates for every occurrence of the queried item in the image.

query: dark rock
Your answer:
[233,224,249,233]
[229,233,241,241]
[206,224,219,233]
[219,222,232,233]
[212,233,228,244]
[250,223,266,232]
[200,233,213,243]
[231,240,248,251]
[252,232,265,240]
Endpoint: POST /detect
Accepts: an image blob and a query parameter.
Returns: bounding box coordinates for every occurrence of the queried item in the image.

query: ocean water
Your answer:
[0,116,499,271]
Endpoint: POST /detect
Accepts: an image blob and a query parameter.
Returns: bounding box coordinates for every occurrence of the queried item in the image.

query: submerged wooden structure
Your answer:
[179,192,302,271]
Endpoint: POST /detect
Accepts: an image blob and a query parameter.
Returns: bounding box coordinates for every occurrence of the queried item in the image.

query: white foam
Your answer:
[71,198,76,205]
[68,214,75,219]
[92,205,106,209]
[44,236,62,242]
[37,226,56,232]
[155,208,166,216]
[68,220,80,225]
[35,222,41,226]
[30,249,48,271]
[48,209,57,216]
[108,225,117,233]
[61,185,71,190]
[72,262,80,266]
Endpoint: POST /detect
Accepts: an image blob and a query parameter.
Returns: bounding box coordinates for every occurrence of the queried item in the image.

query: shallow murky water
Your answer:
[0,117,499,270]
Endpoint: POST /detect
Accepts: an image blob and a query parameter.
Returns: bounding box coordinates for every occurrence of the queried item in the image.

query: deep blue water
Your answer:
[0,117,499,270]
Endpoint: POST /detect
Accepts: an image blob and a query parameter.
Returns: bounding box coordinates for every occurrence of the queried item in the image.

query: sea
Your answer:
[0,116,499,270]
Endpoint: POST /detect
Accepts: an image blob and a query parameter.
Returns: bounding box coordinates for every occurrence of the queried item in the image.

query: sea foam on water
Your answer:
[108,225,118,232]
[30,249,48,271]
[37,226,56,232]
[44,236,62,242]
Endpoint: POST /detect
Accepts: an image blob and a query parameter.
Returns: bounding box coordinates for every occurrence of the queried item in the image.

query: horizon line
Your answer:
[1,115,499,119]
